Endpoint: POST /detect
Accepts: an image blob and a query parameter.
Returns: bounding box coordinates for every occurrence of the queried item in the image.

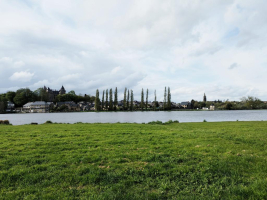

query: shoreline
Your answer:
[1,120,267,126]
[2,108,267,115]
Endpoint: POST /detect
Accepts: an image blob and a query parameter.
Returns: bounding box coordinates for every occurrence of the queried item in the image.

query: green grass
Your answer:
[0,121,267,199]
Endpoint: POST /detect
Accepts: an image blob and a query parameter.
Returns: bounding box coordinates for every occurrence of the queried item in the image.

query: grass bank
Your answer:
[0,121,267,199]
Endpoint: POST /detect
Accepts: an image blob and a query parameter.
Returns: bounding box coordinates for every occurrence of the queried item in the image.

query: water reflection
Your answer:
[1,110,267,125]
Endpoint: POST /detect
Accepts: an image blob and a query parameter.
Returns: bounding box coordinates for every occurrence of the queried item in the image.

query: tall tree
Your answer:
[154,90,157,111]
[163,86,167,110]
[0,102,6,114]
[68,90,76,95]
[94,89,100,111]
[13,88,37,107]
[102,90,105,110]
[0,95,8,113]
[109,88,113,111]
[191,99,195,109]
[105,89,108,110]
[127,89,130,110]
[167,87,171,110]
[6,91,16,102]
[114,87,118,111]
[146,89,149,111]
[34,88,48,101]
[241,96,262,109]
[141,88,144,111]
[123,87,127,110]
[130,90,134,111]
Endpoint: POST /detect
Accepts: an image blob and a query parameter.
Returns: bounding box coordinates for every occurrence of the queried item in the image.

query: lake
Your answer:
[1,110,267,125]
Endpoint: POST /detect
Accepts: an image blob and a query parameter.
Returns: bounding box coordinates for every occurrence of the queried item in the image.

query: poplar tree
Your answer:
[109,88,113,111]
[105,89,108,110]
[123,87,127,110]
[164,86,167,110]
[141,88,144,111]
[167,87,171,110]
[114,87,118,111]
[101,90,105,110]
[130,90,134,111]
[146,89,149,111]
[154,90,157,111]
[127,89,130,110]
[94,89,100,111]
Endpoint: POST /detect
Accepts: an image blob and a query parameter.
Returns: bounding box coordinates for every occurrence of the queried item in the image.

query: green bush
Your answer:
[45,120,53,124]
[165,120,173,124]
[0,120,10,125]
[147,120,163,125]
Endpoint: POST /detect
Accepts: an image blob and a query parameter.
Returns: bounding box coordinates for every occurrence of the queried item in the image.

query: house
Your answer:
[158,102,163,108]
[77,101,90,111]
[56,101,78,111]
[133,101,140,107]
[210,104,215,110]
[117,102,123,107]
[23,101,54,113]
[6,101,15,112]
[171,102,178,108]
[180,102,191,109]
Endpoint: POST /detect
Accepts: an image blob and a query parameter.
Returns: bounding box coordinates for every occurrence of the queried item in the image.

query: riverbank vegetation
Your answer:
[0,88,94,108]
[0,121,266,199]
[1,86,266,114]
[194,96,267,110]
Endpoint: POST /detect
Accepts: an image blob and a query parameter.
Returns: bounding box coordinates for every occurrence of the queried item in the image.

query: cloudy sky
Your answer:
[0,0,266,102]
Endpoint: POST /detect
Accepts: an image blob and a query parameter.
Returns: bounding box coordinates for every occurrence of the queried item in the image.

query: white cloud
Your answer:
[14,61,25,67]
[111,66,122,75]
[9,71,34,82]
[0,57,12,63]
[0,0,267,101]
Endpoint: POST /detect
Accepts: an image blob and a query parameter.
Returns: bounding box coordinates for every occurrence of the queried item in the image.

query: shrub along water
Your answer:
[0,120,10,125]
[0,121,266,199]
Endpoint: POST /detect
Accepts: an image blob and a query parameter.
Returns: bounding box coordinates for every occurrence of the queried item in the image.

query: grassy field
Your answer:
[0,121,267,199]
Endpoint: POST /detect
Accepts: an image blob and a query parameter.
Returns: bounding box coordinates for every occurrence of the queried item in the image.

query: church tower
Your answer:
[203,93,207,102]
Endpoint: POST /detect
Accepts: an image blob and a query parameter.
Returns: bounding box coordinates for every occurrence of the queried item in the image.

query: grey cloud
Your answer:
[191,44,223,57]
[228,63,238,70]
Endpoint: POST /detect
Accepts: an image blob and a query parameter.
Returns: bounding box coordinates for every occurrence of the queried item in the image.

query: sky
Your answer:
[0,0,267,102]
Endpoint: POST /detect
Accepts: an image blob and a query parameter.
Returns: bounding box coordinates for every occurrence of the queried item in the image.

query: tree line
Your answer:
[94,86,172,111]
[0,88,95,109]
[1,86,266,113]
[190,96,267,110]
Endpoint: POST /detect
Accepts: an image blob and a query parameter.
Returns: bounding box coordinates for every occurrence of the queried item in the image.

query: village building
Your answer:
[56,101,79,111]
[180,102,192,109]
[6,101,15,112]
[210,104,215,110]
[23,101,54,113]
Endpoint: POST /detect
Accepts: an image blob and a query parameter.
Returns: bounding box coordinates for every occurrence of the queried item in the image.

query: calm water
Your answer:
[1,110,267,125]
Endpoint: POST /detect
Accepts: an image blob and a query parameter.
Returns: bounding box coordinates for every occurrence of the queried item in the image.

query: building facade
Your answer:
[6,101,15,112]
[23,101,54,113]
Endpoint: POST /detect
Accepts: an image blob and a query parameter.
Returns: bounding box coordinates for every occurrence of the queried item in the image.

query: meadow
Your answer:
[0,121,266,199]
